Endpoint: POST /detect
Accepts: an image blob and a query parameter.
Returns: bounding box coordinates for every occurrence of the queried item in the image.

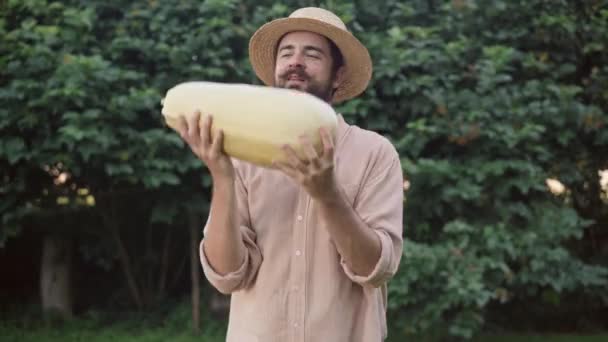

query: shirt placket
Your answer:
[290,189,309,342]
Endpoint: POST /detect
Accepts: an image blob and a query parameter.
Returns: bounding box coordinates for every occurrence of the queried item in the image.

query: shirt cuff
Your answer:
[340,229,394,288]
[199,238,249,294]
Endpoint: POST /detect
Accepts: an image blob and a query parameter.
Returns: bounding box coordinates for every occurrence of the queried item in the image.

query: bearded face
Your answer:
[274,31,340,103]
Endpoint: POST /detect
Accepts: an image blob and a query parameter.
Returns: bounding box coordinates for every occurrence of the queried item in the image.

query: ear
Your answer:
[332,66,346,90]
[272,63,278,86]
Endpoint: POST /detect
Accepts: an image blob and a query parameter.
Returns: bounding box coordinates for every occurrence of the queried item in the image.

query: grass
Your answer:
[0,315,226,342]
[0,301,227,342]
[473,335,608,342]
[0,326,224,342]
[3,322,608,342]
[1,304,606,342]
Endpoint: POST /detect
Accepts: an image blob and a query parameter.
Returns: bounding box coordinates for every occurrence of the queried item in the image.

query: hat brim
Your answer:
[248,17,372,103]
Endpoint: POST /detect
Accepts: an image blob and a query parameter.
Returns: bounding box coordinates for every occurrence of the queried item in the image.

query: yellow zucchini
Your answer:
[161,81,338,168]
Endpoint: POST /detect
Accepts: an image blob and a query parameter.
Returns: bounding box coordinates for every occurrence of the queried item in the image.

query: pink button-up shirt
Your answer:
[200,115,404,342]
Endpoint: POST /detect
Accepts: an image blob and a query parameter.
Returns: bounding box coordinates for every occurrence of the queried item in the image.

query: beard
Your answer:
[275,68,334,103]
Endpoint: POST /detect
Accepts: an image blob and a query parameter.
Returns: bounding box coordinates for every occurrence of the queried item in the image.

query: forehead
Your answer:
[277,31,331,51]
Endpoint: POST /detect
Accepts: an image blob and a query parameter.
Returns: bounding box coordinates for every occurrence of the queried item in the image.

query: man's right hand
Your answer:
[178,111,246,280]
[177,110,234,181]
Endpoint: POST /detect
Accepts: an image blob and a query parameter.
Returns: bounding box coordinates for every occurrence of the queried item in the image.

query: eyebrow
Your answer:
[277,44,326,55]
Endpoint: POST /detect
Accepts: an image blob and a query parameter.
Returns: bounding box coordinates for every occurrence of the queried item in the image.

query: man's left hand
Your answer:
[273,127,341,203]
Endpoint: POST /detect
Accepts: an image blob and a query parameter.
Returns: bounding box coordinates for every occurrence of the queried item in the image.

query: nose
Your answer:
[287,52,305,69]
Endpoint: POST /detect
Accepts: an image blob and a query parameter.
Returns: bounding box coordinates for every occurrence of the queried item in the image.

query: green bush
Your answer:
[1,0,607,339]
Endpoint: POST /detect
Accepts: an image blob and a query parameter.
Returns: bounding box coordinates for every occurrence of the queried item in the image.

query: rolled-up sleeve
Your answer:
[199,162,262,294]
[200,226,261,294]
[340,141,404,288]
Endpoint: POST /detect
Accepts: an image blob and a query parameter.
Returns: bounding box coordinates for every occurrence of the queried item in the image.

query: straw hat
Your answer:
[248,7,372,103]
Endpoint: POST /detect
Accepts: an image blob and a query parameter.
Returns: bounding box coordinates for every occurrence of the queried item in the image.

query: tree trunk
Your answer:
[98,198,144,310]
[157,228,172,301]
[40,234,73,319]
[110,222,144,310]
[189,211,201,334]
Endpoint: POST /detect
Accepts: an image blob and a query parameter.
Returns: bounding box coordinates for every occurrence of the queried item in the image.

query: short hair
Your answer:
[326,37,344,76]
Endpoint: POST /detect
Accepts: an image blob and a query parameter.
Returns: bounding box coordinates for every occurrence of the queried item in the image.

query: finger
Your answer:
[282,144,309,174]
[319,127,335,161]
[177,115,188,140]
[210,128,225,159]
[186,110,200,139]
[199,113,212,151]
[272,160,300,180]
[300,134,321,169]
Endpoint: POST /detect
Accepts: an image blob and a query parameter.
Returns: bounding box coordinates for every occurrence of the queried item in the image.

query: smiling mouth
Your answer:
[287,76,305,82]
[285,71,307,82]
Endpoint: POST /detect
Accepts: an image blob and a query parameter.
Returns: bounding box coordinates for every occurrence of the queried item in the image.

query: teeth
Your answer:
[288,74,304,81]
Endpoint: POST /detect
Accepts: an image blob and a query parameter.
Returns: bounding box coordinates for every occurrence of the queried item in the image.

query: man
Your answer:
[177,7,404,342]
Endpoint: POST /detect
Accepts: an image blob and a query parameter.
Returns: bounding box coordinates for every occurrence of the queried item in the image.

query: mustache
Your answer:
[279,68,309,80]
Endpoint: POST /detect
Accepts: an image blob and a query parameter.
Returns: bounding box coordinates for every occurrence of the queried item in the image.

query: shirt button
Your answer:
[295,250,302,256]
[297,215,303,221]
[293,322,299,328]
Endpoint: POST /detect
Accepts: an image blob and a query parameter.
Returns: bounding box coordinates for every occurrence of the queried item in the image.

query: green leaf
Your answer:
[104,163,134,176]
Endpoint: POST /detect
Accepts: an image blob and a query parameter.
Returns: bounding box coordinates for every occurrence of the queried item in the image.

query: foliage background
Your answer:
[1,0,607,339]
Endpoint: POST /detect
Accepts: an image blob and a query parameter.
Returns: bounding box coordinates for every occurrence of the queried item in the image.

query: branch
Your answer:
[189,211,202,334]
[157,228,172,300]
[99,198,144,310]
